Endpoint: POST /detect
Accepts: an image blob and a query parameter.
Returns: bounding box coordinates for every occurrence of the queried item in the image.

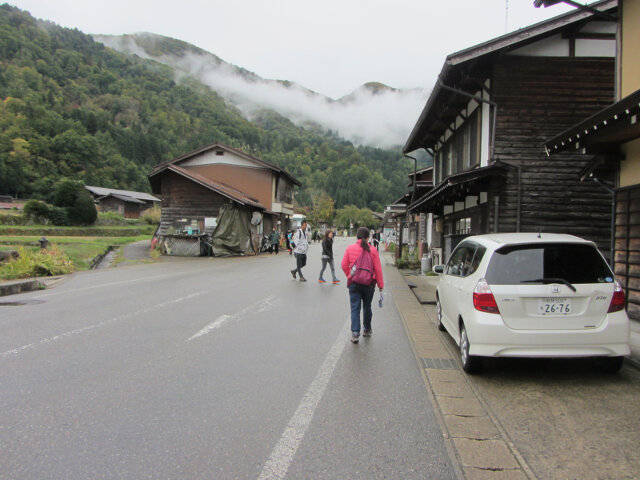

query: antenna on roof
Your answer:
[505,0,510,33]
[537,227,542,239]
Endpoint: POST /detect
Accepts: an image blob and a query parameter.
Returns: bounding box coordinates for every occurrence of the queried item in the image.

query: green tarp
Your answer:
[211,204,255,257]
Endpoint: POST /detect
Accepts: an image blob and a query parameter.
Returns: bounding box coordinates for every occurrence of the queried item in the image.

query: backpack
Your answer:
[290,229,301,249]
[351,248,374,286]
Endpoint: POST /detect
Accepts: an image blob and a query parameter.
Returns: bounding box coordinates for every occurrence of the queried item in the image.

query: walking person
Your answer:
[290,220,309,282]
[372,229,380,250]
[269,227,280,254]
[286,229,293,255]
[318,230,340,284]
[341,227,384,344]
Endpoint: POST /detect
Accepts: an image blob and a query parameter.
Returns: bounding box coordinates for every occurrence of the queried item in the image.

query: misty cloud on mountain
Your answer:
[95,34,428,149]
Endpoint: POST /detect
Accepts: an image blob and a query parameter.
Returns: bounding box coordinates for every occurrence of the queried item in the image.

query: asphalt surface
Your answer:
[0,238,456,480]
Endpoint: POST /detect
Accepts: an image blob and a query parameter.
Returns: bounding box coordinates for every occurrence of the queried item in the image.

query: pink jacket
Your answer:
[341,241,384,289]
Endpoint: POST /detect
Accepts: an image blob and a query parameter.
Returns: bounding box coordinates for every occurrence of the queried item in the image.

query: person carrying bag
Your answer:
[341,227,384,343]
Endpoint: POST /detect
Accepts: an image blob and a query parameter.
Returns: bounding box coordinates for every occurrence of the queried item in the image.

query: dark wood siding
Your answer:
[158,172,229,236]
[615,185,640,321]
[491,57,616,253]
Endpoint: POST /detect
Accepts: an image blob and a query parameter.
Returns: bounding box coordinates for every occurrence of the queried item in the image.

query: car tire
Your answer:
[460,323,483,374]
[594,356,624,373]
[436,296,446,332]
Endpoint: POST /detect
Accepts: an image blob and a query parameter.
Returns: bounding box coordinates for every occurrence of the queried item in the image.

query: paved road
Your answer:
[0,238,456,479]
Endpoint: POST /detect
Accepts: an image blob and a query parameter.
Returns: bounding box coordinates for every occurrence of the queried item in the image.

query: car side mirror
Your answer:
[433,265,444,274]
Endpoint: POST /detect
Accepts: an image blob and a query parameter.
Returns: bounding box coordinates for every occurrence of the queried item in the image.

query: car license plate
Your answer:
[538,297,571,315]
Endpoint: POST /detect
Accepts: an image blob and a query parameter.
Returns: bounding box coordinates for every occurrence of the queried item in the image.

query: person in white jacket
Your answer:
[290,220,309,282]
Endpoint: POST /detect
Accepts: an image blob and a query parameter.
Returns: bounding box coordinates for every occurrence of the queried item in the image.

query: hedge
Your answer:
[0,225,155,237]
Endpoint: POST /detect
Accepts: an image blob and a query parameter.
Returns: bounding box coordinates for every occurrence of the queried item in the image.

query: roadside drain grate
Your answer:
[422,358,458,370]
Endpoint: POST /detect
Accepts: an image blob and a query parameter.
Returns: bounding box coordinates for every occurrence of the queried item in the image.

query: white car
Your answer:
[433,233,630,373]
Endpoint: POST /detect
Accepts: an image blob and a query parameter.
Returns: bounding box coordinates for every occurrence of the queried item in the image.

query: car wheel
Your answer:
[594,356,624,373]
[436,296,446,332]
[460,323,483,374]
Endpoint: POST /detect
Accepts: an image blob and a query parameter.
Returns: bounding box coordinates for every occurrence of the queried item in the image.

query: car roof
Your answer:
[461,232,595,249]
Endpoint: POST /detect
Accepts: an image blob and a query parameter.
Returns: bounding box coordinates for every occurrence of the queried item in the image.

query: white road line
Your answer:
[34,268,216,299]
[257,323,348,480]
[187,295,279,342]
[1,291,208,360]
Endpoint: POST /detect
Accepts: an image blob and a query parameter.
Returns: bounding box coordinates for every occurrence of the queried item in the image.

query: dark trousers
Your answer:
[348,283,375,334]
[294,253,307,278]
[270,243,279,254]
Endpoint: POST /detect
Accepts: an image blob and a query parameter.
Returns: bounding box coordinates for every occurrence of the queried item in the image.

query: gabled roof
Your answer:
[403,0,617,153]
[99,193,147,205]
[152,164,265,210]
[149,142,301,187]
[85,185,160,202]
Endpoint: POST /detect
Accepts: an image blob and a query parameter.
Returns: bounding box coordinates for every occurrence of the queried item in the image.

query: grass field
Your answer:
[0,234,153,271]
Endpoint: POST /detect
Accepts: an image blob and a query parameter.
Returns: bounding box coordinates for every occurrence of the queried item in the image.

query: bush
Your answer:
[69,190,97,225]
[52,179,83,208]
[50,180,97,226]
[140,206,161,225]
[96,211,126,225]
[395,247,420,270]
[23,199,50,222]
[48,206,69,226]
[0,245,74,279]
[0,212,28,225]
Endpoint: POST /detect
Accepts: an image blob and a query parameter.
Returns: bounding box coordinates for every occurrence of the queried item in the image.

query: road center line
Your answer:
[257,323,348,480]
[1,291,208,360]
[187,295,279,342]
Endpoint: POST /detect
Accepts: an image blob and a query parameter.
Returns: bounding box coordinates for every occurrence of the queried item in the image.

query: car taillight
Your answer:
[608,280,626,313]
[473,278,500,314]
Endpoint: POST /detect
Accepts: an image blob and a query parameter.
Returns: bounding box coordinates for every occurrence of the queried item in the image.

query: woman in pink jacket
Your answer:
[341,227,384,344]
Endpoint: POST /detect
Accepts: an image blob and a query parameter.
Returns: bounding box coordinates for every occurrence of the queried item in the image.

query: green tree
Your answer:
[69,188,97,225]
[308,190,335,226]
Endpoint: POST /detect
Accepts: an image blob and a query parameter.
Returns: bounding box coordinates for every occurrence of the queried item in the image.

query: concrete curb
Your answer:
[383,253,536,479]
[0,279,44,296]
[0,275,65,297]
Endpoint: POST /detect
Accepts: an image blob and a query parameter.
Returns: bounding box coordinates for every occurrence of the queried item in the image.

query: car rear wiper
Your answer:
[521,278,577,292]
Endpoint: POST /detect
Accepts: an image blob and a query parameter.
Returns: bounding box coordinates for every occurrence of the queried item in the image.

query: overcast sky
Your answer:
[9,0,578,99]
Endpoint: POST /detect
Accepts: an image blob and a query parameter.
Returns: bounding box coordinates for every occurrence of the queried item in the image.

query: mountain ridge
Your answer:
[93,32,429,148]
[0,4,418,211]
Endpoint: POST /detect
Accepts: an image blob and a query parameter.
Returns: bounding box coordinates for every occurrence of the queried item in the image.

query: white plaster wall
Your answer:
[481,100,491,166]
[507,34,569,56]
[180,150,259,168]
[575,38,616,57]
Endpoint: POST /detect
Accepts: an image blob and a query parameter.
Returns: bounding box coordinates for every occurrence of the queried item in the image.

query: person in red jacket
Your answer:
[341,227,384,344]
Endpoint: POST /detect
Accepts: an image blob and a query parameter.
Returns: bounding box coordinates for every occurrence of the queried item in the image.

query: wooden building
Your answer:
[382,166,436,262]
[542,0,640,321]
[84,186,160,219]
[403,0,618,263]
[148,142,300,254]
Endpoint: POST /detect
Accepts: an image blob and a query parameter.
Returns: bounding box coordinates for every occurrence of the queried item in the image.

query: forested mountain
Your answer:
[95,32,429,149]
[0,5,418,211]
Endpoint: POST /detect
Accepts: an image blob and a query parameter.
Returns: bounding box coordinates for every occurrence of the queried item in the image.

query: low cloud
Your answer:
[96,34,429,149]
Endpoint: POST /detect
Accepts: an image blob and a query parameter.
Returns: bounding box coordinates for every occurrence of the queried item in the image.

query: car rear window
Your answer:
[485,243,613,285]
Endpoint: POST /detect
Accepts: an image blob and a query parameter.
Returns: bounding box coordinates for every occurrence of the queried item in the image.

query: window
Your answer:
[485,243,613,285]
[455,217,471,235]
[436,150,444,184]
[468,111,479,168]
[435,109,482,182]
[446,242,486,277]
[455,130,465,173]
